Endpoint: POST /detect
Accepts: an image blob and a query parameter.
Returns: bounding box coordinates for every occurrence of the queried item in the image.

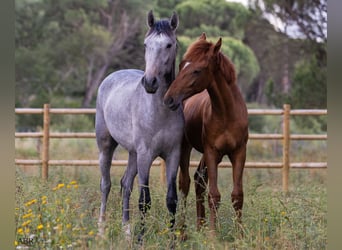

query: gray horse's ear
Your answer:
[147,10,155,28]
[169,11,178,30]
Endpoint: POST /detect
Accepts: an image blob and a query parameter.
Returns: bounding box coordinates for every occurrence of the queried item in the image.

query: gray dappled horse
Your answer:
[95,11,184,241]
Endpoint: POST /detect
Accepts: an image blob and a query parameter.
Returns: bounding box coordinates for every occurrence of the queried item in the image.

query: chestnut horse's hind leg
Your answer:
[194,156,208,229]
[229,145,247,223]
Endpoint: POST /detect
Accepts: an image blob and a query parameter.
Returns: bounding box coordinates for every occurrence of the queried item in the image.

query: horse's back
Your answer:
[97,69,143,107]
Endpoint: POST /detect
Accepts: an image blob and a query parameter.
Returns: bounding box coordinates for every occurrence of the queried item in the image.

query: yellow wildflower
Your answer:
[22,213,33,219]
[14,240,18,246]
[66,223,72,229]
[88,230,94,236]
[53,183,65,191]
[17,228,24,235]
[281,211,286,216]
[159,228,169,235]
[37,224,44,230]
[22,220,32,227]
[69,180,77,185]
[24,199,37,207]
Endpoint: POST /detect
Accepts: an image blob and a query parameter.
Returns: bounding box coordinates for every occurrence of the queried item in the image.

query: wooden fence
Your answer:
[15,104,327,192]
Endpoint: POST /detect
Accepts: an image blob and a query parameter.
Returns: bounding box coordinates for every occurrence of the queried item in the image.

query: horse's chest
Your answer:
[205,127,240,153]
[135,114,183,150]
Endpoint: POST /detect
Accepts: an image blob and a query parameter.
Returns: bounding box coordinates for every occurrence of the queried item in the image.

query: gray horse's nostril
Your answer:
[152,77,157,87]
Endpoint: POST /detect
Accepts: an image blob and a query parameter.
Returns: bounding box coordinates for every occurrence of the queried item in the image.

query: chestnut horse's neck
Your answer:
[206,68,240,122]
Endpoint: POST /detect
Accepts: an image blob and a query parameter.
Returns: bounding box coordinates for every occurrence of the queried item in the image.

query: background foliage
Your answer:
[15,0,327,132]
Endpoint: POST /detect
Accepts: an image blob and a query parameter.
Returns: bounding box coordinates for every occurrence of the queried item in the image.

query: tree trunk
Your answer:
[82,63,109,108]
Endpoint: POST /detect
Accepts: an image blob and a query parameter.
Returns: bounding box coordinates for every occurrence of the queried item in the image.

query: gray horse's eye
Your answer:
[166,43,172,49]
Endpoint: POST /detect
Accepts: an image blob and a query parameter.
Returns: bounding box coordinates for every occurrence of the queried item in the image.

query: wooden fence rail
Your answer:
[15,104,327,192]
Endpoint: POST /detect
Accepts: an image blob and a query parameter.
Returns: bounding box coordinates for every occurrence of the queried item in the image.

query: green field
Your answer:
[15,160,327,249]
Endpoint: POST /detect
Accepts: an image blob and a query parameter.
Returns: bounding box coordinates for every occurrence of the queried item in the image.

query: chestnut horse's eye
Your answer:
[193,69,201,75]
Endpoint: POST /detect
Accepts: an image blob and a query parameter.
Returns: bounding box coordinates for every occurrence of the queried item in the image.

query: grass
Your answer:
[15,165,327,249]
[15,135,327,249]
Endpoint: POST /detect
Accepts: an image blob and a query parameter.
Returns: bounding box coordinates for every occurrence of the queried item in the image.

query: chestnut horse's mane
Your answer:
[183,39,236,85]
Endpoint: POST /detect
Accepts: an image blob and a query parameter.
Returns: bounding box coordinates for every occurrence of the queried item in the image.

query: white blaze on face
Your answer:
[183,61,191,70]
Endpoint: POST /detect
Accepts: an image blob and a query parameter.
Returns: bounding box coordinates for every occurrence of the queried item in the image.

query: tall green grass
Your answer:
[15,122,327,249]
[15,165,327,249]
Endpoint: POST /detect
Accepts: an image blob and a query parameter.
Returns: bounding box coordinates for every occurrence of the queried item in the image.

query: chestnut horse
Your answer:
[164,33,248,232]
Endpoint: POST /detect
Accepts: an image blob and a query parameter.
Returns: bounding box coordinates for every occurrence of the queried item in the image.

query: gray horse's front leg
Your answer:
[165,149,181,230]
[120,151,138,239]
[136,154,154,243]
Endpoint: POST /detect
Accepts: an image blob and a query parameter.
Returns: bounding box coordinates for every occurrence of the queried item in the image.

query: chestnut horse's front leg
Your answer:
[229,145,247,222]
[205,151,222,232]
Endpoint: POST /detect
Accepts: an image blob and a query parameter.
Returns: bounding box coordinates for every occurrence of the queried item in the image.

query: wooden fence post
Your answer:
[42,104,50,180]
[282,104,290,192]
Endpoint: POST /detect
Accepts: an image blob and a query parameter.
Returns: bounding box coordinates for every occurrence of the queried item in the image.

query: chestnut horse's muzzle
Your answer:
[163,95,180,111]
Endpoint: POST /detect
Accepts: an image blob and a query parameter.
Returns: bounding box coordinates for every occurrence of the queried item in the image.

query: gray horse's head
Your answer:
[141,10,178,94]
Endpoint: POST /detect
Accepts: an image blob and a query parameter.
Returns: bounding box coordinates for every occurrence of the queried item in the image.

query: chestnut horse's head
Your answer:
[164,33,235,110]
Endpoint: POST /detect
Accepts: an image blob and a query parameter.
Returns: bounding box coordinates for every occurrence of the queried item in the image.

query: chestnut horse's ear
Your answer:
[199,32,206,40]
[214,37,222,55]
[170,11,179,30]
[147,10,155,28]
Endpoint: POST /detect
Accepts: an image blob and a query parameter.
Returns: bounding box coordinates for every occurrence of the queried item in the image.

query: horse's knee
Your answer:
[231,190,244,211]
[139,187,151,214]
[100,179,111,194]
[179,173,191,196]
[208,191,221,210]
[166,193,178,215]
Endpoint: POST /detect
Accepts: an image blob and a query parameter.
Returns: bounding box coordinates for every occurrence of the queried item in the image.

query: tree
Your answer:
[244,1,326,107]
[15,0,152,108]
[176,0,250,39]
[250,0,327,43]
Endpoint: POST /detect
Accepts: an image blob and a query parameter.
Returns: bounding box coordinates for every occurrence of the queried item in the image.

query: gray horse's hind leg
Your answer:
[96,115,118,231]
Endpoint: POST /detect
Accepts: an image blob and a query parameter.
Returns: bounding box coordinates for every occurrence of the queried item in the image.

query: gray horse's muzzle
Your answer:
[141,76,159,94]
